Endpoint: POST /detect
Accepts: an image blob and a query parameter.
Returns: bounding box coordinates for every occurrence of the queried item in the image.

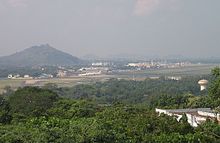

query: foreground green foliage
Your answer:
[0,87,219,142]
[0,68,220,142]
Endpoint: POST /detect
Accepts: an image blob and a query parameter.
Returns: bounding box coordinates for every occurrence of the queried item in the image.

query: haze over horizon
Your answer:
[0,0,219,59]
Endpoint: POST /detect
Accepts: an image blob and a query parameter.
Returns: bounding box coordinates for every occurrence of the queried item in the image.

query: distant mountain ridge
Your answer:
[0,44,81,67]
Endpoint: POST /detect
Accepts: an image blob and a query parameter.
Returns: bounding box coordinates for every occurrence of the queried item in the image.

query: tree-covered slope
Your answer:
[0,44,81,67]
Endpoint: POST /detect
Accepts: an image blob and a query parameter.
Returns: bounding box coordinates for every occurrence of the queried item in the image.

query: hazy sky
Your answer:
[0,0,219,58]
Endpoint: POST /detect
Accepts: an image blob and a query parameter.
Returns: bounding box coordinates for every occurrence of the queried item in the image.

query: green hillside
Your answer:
[0,44,81,67]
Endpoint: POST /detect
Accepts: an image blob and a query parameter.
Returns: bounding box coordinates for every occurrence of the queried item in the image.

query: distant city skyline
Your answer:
[0,0,220,58]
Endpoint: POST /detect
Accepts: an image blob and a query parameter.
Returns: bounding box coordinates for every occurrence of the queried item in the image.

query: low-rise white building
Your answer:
[166,76,182,81]
[78,71,102,76]
[156,108,220,127]
[8,74,20,79]
[57,70,67,78]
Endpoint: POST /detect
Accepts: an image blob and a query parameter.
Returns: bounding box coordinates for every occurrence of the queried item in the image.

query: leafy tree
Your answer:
[207,67,220,107]
[0,96,12,124]
[48,99,98,119]
[2,86,14,97]
[211,67,220,78]
[9,87,58,118]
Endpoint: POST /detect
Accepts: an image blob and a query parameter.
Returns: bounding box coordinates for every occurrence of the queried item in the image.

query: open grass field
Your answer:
[0,64,218,93]
[0,75,115,94]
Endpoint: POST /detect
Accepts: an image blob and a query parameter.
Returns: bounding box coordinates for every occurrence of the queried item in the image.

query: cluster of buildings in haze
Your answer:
[8,73,53,80]
[126,61,192,69]
[6,60,196,80]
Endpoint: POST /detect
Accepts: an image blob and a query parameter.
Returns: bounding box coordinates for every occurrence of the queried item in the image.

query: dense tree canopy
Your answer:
[57,76,207,106]
[8,87,58,117]
[0,70,220,142]
[0,96,11,124]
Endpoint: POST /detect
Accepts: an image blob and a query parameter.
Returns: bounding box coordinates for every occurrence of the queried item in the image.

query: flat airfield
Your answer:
[0,64,218,93]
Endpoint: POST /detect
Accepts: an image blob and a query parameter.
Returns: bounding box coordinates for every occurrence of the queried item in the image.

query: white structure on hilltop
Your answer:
[198,79,208,91]
[156,108,220,127]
